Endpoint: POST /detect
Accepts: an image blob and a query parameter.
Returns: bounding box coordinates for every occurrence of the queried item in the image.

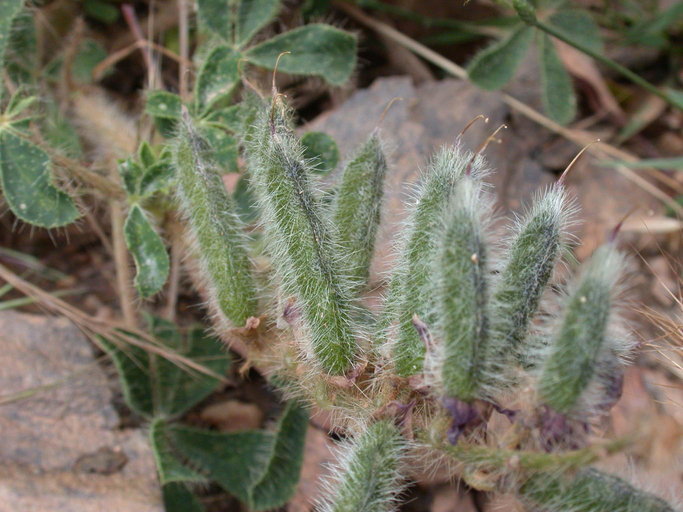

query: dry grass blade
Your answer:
[334,1,683,215]
[0,262,229,384]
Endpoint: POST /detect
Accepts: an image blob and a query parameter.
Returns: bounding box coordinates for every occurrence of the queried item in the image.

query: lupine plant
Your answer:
[169,90,679,511]
[0,1,679,510]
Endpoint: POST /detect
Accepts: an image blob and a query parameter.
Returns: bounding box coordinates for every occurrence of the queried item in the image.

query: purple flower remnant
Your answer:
[442,397,480,445]
[491,401,517,423]
[538,405,588,451]
[601,367,624,412]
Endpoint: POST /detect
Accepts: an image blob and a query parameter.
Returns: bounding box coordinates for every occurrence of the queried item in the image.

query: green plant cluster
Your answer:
[173,90,676,511]
[0,1,679,511]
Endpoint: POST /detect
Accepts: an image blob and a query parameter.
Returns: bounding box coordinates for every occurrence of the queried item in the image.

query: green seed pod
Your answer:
[537,244,625,414]
[174,112,257,327]
[245,98,359,375]
[332,132,388,290]
[430,178,491,401]
[521,468,676,512]
[383,146,484,377]
[319,420,407,512]
[490,184,571,365]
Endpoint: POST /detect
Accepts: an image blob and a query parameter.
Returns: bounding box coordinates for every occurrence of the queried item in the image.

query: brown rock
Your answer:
[288,426,336,512]
[305,76,557,287]
[199,399,264,431]
[430,485,477,512]
[0,311,161,512]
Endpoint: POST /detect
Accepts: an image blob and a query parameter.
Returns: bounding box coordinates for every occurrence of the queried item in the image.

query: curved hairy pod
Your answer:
[383,146,484,377]
[520,468,676,512]
[430,178,491,401]
[537,244,625,414]
[245,98,359,375]
[332,132,388,290]
[489,184,571,363]
[319,420,407,512]
[174,113,257,326]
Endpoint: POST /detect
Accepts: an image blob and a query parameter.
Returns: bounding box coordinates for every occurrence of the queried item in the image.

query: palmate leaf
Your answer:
[195,45,240,113]
[548,8,603,54]
[197,0,280,46]
[245,24,357,86]
[467,23,534,90]
[102,317,231,419]
[301,131,339,174]
[123,205,169,298]
[0,130,80,227]
[152,402,309,511]
[538,32,576,125]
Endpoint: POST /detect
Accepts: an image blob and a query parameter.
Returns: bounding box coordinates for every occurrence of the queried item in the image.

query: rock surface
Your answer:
[0,310,161,512]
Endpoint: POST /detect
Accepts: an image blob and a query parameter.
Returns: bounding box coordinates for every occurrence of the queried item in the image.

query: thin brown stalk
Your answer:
[177,0,190,100]
[0,262,228,382]
[122,3,161,89]
[163,221,183,322]
[110,200,138,328]
[92,39,193,82]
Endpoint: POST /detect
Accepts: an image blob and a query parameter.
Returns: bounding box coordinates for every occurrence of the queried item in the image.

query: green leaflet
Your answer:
[537,245,624,414]
[245,24,357,86]
[538,32,576,125]
[235,0,281,46]
[301,131,340,175]
[195,45,240,113]
[245,101,359,375]
[203,103,245,134]
[175,114,257,327]
[102,316,231,419]
[123,205,170,298]
[197,123,239,172]
[151,419,205,486]
[83,0,120,24]
[154,402,308,511]
[521,468,676,512]
[467,23,535,90]
[0,0,26,97]
[197,0,280,46]
[119,147,175,199]
[332,133,387,289]
[433,179,490,401]
[548,8,603,54]
[162,483,206,512]
[196,0,236,42]
[73,39,108,83]
[0,130,80,227]
[146,90,182,119]
[320,421,406,512]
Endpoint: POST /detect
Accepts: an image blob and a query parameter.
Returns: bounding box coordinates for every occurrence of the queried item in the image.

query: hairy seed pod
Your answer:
[537,244,625,414]
[383,146,482,377]
[174,112,257,326]
[521,468,675,512]
[490,184,570,364]
[319,421,406,512]
[431,178,490,401]
[245,98,359,375]
[332,132,388,290]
